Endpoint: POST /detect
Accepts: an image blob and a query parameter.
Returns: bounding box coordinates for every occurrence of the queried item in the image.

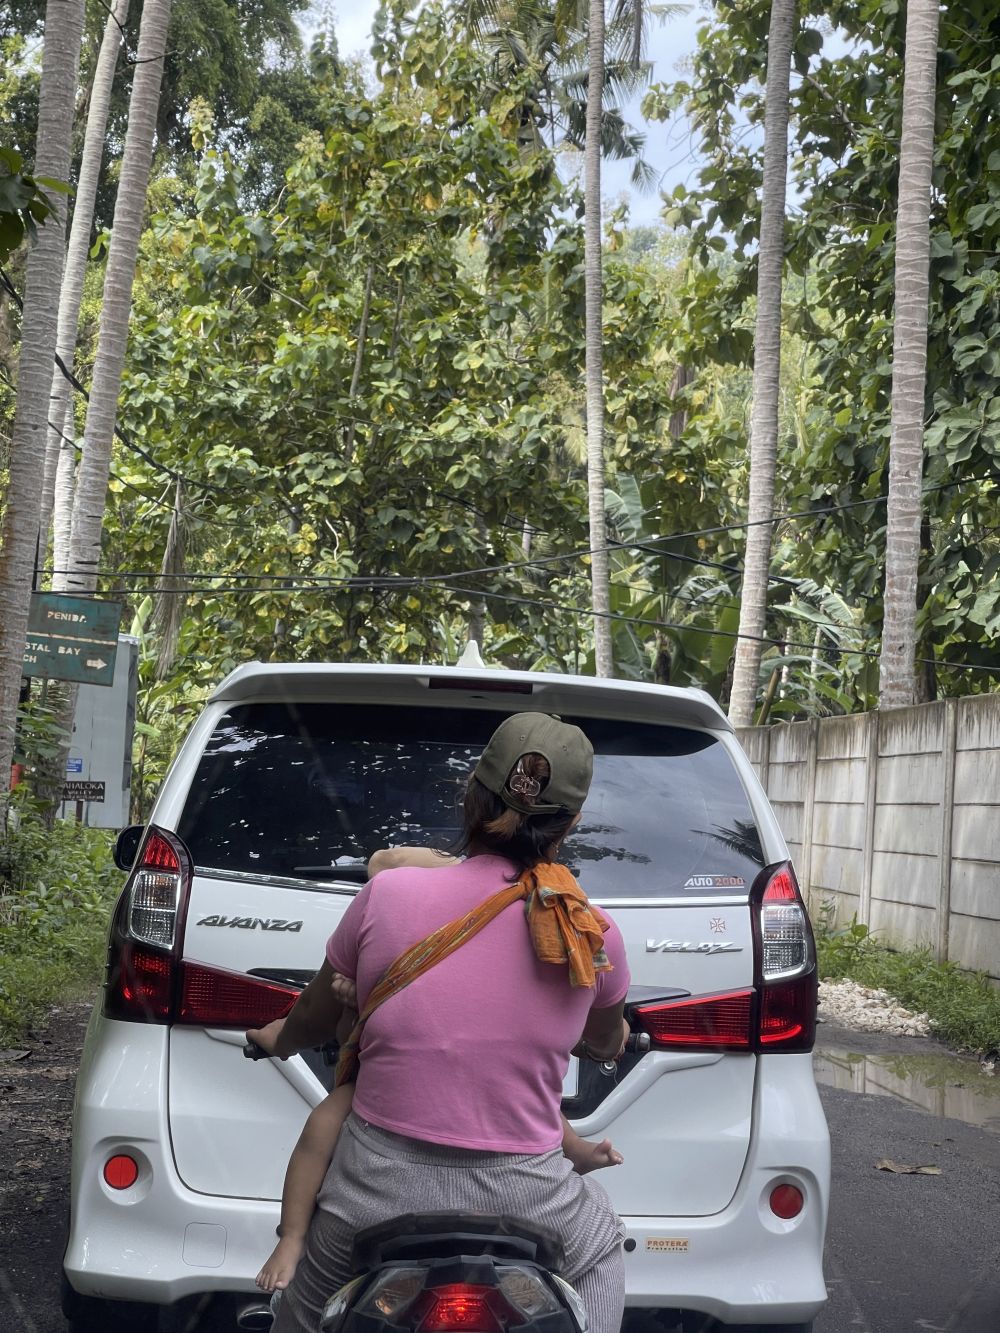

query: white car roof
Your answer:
[208,662,732,733]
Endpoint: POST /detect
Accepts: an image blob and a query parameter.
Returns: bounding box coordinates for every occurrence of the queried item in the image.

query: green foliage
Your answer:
[815,904,1000,1056]
[108,8,705,684]
[0,794,121,1043]
[653,0,1000,701]
[0,145,68,259]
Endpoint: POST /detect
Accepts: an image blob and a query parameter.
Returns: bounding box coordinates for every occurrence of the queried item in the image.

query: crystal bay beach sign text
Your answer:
[22,594,123,687]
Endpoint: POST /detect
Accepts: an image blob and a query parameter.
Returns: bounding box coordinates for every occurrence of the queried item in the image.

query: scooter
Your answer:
[240,1017,655,1333]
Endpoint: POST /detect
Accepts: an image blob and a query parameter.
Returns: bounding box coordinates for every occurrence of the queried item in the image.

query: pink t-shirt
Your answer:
[326,854,630,1153]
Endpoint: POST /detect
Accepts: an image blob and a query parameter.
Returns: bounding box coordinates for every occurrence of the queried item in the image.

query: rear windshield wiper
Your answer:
[292,863,370,883]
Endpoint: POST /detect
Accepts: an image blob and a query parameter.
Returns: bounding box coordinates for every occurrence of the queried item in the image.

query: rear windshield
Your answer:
[176,703,764,898]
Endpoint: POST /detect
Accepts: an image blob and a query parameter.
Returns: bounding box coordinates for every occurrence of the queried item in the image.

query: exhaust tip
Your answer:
[236,1302,274,1330]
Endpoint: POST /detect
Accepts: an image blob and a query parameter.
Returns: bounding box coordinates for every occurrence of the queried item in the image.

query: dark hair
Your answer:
[453,752,577,875]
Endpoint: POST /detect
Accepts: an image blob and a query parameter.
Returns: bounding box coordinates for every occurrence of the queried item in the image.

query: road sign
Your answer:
[61,779,106,803]
[22,594,122,686]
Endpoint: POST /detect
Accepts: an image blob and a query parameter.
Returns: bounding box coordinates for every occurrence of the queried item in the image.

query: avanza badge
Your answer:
[197,914,303,932]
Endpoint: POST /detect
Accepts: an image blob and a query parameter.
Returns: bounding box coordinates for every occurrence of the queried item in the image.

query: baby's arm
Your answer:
[560,1112,623,1175]
[366,846,457,877]
[256,1082,355,1291]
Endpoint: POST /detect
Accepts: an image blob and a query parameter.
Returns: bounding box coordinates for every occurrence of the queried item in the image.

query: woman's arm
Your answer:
[248,959,346,1059]
[572,999,629,1063]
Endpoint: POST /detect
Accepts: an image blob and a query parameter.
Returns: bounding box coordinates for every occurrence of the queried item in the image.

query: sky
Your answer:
[322,2,710,227]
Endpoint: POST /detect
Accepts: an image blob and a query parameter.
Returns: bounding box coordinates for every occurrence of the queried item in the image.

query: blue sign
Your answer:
[66,758,84,773]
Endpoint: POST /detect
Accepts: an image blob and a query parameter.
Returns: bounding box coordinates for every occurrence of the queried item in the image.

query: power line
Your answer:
[46,572,997,676]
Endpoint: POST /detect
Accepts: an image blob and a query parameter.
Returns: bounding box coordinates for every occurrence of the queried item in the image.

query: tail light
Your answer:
[632,861,817,1055]
[416,1285,523,1333]
[353,1274,542,1333]
[633,989,753,1051]
[751,862,817,1053]
[104,825,298,1026]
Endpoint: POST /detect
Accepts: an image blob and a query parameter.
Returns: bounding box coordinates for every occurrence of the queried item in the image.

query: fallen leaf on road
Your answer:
[0,1050,31,1063]
[875,1159,942,1175]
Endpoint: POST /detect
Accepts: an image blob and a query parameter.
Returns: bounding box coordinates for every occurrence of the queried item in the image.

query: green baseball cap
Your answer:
[474,713,594,816]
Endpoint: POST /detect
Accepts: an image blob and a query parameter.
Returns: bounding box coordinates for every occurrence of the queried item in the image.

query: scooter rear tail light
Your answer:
[417,1286,520,1333]
[634,989,753,1051]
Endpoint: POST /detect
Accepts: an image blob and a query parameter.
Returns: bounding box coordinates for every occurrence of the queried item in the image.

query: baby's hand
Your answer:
[331,972,358,1009]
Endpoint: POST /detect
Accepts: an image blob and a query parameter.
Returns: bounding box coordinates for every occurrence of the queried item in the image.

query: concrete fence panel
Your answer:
[737,696,1000,983]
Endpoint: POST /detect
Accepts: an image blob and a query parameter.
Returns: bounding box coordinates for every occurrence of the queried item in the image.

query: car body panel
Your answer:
[66,1021,827,1324]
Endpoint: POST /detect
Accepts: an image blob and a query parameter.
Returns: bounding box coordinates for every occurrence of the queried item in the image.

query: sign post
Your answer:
[22,594,123,687]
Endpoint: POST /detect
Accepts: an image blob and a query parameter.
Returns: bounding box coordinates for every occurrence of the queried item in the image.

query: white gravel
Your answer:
[818,979,932,1037]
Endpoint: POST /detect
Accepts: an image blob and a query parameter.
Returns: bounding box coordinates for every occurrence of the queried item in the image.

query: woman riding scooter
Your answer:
[247,713,631,1333]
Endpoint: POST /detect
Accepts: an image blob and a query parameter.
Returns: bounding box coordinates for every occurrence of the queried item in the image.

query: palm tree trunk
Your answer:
[879,0,940,709]
[41,0,131,568]
[63,0,173,596]
[727,0,796,728]
[586,0,613,678]
[0,0,85,826]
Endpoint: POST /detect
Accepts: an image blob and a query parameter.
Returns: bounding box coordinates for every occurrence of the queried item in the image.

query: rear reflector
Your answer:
[769,1184,804,1219]
[635,989,753,1051]
[103,1155,139,1189]
[177,961,298,1027]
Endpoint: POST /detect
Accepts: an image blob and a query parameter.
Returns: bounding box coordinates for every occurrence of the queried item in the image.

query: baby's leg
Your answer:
[257,1082,355,1292]
[560,1113,623,1176]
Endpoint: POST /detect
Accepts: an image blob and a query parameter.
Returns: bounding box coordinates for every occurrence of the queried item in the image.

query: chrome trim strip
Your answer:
[193,866,360,894]
[591,895,749,909]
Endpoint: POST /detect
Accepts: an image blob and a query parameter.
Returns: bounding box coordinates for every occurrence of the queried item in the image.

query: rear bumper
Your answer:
[621,1052,830,1324]
[65,1009,283,1305]
[66,1016,829,1323]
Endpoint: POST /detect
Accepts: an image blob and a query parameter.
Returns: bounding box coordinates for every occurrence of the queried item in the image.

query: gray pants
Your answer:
[273,1114,626,1333]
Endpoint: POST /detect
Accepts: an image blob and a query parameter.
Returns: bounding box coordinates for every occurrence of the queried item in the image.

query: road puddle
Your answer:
[814,1044,1000,1135]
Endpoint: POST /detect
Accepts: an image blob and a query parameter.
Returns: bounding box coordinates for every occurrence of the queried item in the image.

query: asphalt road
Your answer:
[2,1007,998,1333]
[812,1025,1000,1333]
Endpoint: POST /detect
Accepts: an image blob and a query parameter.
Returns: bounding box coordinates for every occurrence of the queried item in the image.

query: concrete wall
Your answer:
[737,696,1000,982]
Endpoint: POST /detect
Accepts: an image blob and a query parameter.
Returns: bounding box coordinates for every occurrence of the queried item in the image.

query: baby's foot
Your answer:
[569,1137,624,1175]
[256,1235,306,1292]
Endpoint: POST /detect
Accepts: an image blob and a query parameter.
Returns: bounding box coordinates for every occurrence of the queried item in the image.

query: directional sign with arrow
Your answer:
[22,594,123,687]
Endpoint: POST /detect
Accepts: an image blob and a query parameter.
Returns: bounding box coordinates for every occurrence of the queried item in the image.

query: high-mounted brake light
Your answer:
[751,862,818,1053]
[634,989,753,1051]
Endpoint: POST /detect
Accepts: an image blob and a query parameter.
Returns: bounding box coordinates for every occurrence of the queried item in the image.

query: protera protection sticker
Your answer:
[646,1238,689,1254]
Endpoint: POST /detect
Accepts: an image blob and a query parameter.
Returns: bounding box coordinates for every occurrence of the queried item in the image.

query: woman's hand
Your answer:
[246,1017,288,1058]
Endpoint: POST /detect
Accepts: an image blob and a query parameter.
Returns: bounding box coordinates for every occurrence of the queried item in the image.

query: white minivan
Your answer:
[63,663,829,1333]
